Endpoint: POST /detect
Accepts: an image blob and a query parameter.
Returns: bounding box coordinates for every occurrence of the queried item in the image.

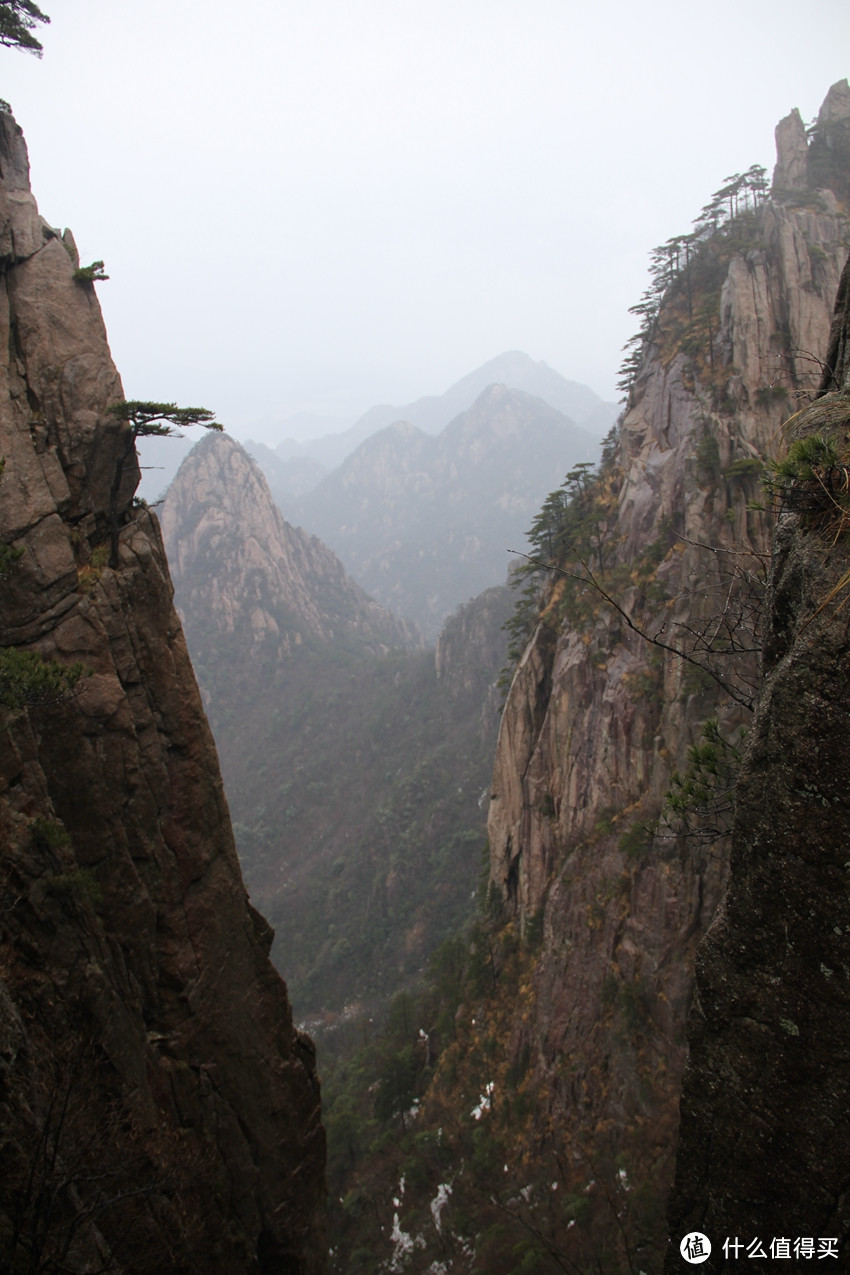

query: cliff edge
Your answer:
[0,110,326,1272]
[664,259,850,1267]
[480,83,849,1266]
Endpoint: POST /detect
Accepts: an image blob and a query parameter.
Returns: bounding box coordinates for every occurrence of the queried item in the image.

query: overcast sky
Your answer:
[2,0,848,444]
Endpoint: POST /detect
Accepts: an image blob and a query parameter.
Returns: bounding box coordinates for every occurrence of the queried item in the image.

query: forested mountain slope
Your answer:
[160,431,418,673]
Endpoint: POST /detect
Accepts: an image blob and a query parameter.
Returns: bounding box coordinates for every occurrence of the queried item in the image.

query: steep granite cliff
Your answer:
[477,83,850,1266]
[0,111,325,1272]
[306,84,849,1275]
[664,251,850,1268]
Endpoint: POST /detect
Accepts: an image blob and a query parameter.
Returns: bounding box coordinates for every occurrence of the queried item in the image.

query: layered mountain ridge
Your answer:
[138,351,615,506]
[264,349,616,473]
[292,383,602,639]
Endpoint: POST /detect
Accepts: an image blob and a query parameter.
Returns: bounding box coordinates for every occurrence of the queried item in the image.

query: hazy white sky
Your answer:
[2,0,848,443]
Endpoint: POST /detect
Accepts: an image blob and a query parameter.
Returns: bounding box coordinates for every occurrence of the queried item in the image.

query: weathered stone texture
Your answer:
[818,77,850,128]
[665,260,850,1272]
[772,107,809,193]
[487,90,849,1242]
[490,197,848,927]
[160,430,417,662]
[0,110,326,1272]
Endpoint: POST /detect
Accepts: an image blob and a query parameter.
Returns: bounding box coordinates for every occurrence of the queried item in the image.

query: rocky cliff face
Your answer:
[484,83,850,1262]
[0,110,326,1273]
[435,583,514,741]
[664,254,850,1267]
[160,431,418,683]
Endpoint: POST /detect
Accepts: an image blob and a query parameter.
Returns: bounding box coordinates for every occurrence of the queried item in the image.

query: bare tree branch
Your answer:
[508,549,757,711]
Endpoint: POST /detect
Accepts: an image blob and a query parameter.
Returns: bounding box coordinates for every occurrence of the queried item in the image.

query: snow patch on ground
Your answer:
[470,1081,494,1120]
[430,1182,452,1234]
[389,1176,420,1272]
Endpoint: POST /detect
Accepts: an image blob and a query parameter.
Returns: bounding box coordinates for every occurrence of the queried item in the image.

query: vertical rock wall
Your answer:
[664,255,850,1271]
[0,111,326,1272]
[486,86,849,1239]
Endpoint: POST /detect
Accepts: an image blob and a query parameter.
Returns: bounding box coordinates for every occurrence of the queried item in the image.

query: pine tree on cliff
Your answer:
[0,0,49,55]
[107,401,222,567]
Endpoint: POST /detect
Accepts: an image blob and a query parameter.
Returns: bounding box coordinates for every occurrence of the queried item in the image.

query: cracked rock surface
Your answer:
[0,110,326,1273]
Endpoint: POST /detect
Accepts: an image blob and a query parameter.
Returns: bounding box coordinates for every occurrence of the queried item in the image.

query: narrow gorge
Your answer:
[2,65,850,1275]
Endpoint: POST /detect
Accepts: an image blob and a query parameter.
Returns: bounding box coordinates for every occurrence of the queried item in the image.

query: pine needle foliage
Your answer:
[0,646,86,709]
[0,0,49,55]
[617,166,769,402]
[771,432,841,485]
[106,400,222,438]
[72,260,109,285]
[106,400,222,565]
[766,428,850,522]
[500,428,623,690]
[766,413,850,524]
[662,717,743,843]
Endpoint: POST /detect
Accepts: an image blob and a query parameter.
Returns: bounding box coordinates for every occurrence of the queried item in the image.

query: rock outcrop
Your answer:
[773,108,809,194]
[664,254,850,1269]
[160,431,418,679]
[483,85,849,1264]
[0,110,326,1272]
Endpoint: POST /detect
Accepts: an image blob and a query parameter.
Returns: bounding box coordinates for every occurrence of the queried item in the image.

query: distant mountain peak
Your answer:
[249,356,619,484]
[160,432,419,663]
[292,384,601,640]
